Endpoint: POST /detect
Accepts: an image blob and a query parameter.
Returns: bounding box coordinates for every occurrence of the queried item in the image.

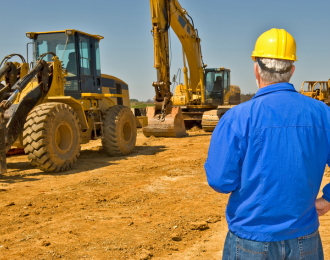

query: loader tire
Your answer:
[102,105,137,156]
[23,102,81,172]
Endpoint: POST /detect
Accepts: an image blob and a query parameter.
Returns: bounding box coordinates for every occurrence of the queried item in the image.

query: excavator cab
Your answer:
[204,68,230,106]
[29,30,104,100]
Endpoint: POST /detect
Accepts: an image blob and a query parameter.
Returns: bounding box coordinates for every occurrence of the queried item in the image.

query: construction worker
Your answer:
[205,28,330,259]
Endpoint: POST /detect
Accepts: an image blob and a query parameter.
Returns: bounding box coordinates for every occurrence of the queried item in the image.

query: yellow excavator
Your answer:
[143,0,240,137]
[0,29,137,174]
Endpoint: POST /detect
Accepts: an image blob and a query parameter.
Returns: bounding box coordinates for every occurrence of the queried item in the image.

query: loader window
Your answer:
[38,41,48,57]
[95,42,101,76]
[78,36,92,76]
[35,34,76,75]
[34,33,79,91]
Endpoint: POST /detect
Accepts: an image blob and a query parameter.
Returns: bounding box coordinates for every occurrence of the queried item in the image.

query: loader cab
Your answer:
[204,68,230,106]
[28,29,104,99]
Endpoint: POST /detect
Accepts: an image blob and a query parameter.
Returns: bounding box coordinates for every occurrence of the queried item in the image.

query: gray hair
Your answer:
[255,58,294,85]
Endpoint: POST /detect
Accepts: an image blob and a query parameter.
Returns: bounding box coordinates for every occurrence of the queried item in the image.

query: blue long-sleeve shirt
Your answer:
[205,82,330,242]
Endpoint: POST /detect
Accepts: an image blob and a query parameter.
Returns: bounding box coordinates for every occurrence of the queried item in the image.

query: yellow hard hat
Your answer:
[251,28,297,62]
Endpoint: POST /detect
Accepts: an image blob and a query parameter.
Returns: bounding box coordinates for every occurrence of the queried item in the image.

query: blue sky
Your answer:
[1,0,329,101]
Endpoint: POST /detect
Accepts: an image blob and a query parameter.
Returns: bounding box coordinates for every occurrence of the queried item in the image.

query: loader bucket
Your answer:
[142,106,187,137]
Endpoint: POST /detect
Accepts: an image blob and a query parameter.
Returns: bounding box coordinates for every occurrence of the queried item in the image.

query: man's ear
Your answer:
[254,62,260,81]
[291,64,295,76]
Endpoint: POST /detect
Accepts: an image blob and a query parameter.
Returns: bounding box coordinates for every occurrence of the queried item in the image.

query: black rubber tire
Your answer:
[22,102,81,172]
[102,105,137,156]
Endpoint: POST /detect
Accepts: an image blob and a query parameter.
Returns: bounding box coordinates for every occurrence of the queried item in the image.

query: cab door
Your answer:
[91,39,102,94]
[78,34,94,93]
[223,70,230,96]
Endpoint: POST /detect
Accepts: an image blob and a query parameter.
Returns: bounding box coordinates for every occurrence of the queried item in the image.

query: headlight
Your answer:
[26,32,34,39]
[65,30,74,35]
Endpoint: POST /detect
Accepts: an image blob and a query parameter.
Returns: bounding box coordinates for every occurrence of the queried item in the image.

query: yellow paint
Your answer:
[9,29,132,149]
[150,0,240,108]
[301,81,330,102]
[19,63,29,79]
[45,96,89,129]
[0,62,29,84]
[251,28,297,62]
[26,29,104,41]
[101,74,128,86]
[81,93,126,99]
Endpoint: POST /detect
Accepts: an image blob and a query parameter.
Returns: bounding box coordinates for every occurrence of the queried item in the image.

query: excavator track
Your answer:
[201,106,233,132]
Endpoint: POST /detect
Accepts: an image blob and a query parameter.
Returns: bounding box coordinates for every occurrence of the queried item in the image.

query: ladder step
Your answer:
[94,122,103,125]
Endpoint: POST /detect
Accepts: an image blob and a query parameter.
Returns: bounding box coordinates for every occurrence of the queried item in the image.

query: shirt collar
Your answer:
[253,82,297,99]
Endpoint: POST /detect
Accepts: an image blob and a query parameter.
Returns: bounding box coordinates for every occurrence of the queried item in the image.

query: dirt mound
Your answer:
[187,126,202,132]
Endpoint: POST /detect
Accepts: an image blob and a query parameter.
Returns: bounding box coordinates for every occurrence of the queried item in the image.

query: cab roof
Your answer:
[26,29,104,41]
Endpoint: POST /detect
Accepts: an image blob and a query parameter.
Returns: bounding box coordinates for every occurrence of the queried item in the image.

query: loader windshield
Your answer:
[34,33,79,91]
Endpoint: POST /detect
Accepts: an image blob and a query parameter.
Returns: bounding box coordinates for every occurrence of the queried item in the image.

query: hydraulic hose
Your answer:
[11,61,43,92]
[0,63,11,80]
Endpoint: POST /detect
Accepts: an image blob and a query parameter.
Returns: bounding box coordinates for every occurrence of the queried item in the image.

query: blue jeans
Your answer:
[222,230,324,260]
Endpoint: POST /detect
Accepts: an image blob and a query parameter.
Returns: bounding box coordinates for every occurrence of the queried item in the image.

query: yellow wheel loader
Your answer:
[143,0,240,137]
[300,80,330,105]
[0,29,137,174]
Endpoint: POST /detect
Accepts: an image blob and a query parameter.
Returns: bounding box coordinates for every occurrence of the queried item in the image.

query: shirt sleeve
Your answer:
[323,156,330,202]
[204,118,243,194]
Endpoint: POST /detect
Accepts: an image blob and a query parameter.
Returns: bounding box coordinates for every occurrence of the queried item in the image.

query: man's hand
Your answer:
[315,197,330,216]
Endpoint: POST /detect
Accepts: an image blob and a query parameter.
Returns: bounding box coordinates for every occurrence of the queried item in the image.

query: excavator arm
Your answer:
[149,0,205,106]
[144,0,207,137]
[143,0,187,137]
[168,0,205,102]
[150,0,171,103]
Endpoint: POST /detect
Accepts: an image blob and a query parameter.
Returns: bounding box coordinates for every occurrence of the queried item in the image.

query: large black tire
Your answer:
[102,105,137,156]
[22,102,81,172]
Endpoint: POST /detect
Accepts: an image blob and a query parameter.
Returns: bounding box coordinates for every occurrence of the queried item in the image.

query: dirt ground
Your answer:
[1,129,330,259]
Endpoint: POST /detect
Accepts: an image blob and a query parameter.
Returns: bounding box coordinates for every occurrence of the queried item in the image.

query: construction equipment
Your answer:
[0,29,137,174]
[301,80,330,105]
[143,0,240,137]
[0,54,30,156]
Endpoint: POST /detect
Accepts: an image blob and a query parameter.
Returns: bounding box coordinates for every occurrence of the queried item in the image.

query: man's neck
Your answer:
[257,80,282,89]
[258,81,272,89]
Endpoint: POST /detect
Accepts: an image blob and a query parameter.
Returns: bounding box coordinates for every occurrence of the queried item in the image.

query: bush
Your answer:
[240,93,255,103]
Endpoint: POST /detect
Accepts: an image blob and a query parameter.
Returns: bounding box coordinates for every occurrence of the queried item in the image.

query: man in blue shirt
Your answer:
[205,28,330,259]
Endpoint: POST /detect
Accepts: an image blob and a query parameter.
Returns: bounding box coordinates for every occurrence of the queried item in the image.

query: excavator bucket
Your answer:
[143,106,187,137]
